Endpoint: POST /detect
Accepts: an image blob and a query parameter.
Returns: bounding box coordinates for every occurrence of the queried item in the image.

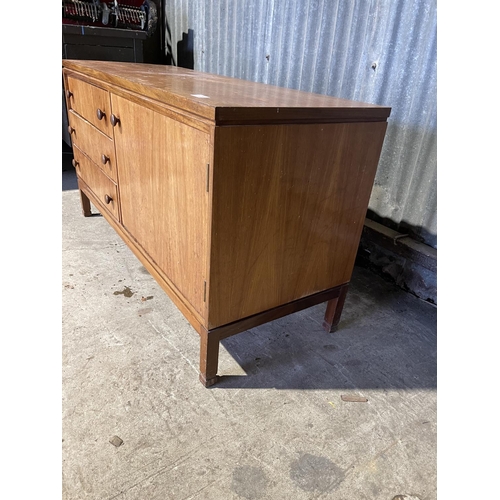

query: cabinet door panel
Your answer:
[111,94,211,319]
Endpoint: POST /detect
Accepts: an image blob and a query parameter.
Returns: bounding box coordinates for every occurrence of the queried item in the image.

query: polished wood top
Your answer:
[62,59,391,124]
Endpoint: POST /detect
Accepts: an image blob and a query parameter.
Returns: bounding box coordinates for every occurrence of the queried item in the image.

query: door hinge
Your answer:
[206,163,210,192]
[203,280,207,302]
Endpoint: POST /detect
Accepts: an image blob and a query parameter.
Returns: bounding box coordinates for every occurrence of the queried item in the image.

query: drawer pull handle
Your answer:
[101,154,110,165]
[68,126,75,135]
[66,90,73,99]
[110,114,120,127]
[72,159,79,169]
[97,108,106,120]
[104,194,113,205]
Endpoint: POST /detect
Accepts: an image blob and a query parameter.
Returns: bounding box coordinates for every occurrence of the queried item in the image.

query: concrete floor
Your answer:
[62,164,437,500]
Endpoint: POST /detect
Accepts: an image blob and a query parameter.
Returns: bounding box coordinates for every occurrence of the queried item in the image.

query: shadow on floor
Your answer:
[214,266,436,390]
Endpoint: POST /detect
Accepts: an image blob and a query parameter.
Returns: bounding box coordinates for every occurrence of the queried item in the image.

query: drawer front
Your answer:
[73,146,120,221]
[68,110,117,182]
[66,75,113,137]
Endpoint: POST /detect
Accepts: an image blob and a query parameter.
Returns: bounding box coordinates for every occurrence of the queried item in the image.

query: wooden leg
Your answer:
[79,189,92,217]
[322,284,349,333]
[199,328,220,387]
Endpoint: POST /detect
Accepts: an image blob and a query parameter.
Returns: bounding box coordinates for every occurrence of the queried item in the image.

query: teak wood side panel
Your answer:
[208,121,388,329]
[111,94,211,322]
[66,75,113,137]
[68,110,117,182]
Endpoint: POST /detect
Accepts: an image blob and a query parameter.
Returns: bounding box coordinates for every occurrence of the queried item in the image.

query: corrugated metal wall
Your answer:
[164,0,437,248]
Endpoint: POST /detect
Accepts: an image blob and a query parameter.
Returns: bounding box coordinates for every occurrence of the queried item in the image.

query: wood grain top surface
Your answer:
[62,59,391,124]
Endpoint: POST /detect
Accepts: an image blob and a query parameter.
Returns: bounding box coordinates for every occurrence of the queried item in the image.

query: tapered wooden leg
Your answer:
[79,188,92,217]
[322,284,349,333]
[199,328,220,387]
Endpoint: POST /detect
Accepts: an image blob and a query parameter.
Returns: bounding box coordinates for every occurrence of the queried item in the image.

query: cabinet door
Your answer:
[111,94,211,319]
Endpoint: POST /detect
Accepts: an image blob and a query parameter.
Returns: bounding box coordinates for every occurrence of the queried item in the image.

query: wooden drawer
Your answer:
[73,146,120,221]
[68,110,117,182]
[66,75,113,137]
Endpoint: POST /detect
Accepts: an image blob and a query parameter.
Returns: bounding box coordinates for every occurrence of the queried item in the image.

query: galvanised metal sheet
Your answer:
[164,0,437,247]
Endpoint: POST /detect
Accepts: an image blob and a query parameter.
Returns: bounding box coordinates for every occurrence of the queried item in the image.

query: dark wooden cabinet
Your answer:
[62,24,163,64]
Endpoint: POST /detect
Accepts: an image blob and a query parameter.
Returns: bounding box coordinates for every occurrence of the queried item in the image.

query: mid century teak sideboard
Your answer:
[62,59,391,387]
